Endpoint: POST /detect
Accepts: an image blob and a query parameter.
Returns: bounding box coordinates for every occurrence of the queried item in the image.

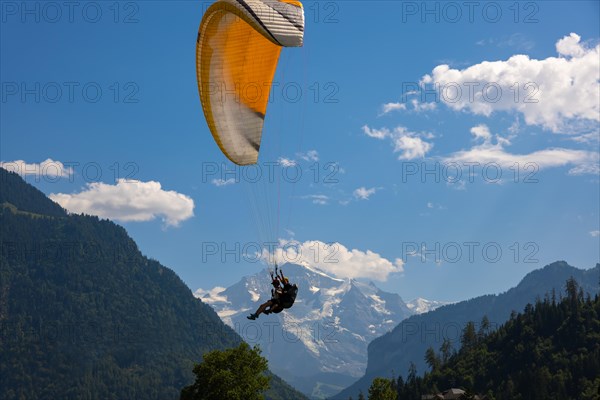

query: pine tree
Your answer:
[424,347,440,372]
[440,338,453,364]
[368,378,398,400]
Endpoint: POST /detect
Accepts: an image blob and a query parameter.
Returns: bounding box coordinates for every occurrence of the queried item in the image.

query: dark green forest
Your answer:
[0,168,306,399]
[361,278,600,400]
[338,261,600,399]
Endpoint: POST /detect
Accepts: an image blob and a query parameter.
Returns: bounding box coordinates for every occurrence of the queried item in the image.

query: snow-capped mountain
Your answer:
[406,297,451,314]
[195,263,445,399]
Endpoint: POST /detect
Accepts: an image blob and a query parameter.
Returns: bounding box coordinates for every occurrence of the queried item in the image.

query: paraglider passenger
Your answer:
[247,267,298,320]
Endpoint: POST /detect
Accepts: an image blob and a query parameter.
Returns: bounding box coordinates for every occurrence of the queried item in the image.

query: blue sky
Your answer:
[2,0,599,302]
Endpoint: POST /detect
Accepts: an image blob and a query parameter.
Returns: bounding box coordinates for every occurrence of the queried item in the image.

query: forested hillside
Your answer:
[0,168,306,399]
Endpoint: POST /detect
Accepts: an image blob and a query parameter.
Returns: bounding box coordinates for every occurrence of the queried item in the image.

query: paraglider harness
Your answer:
[270,266,297,310]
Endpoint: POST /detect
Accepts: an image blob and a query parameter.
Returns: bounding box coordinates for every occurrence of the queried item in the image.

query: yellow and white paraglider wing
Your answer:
[196,0,305,166]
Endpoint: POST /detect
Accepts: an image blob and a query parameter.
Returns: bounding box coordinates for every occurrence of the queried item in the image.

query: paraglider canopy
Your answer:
[196,0,305,165]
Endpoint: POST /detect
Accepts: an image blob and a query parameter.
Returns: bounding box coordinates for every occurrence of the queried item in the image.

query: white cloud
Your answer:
[0,159,73,179]
[212,178,236,187]
[426,202,446,210]
[498,33,535,51]
[362,125,434,160]
[589,230,600,237]
[410,99,437,112]
[394,134,433,160]
[49,179,195,227]
[381,102,407,115]
[379,100,436,116]
[284,228,295,237]
[568,163,600,176]
[477,33,535,51]
[569,132,600,145]
[447,179,467,191]
[470,124,493,142]
[278,157,297,167]
[421,33,600,133]
[362,125,390,139]
[353,187,377,200]
[297,150,319,162]
[442,124,599,175]
[303,194,329,205]
[264,239,404,281]
[508,117,522,134]
[556,32,586,58]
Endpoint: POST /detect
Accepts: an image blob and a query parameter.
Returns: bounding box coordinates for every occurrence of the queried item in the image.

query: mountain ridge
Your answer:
[196,262,449,398]
[0,167,307,400]
[334,260,600,399]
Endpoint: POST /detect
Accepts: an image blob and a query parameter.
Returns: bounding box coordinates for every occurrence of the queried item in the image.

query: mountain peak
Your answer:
[196,264,448,398]
[406,298,452,314]
[516,261,582,292]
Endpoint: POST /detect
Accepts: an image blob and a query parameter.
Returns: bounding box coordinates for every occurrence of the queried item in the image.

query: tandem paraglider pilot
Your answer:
[247,266,298,320]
